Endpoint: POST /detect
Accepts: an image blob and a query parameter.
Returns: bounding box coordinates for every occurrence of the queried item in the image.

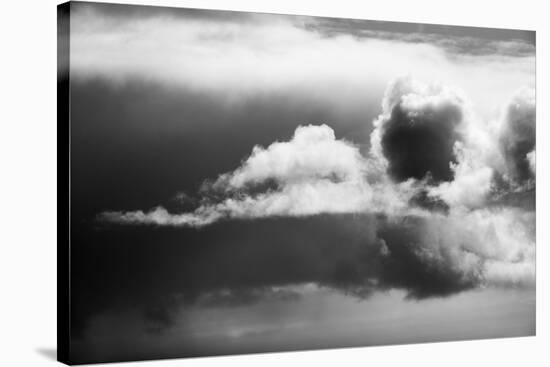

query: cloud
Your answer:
[375,206,535,298]
[497,87,536,186]
[100,206,223,227]
[527,150,536,175]
[385,82,538,209]
[302,16,535,57]
[100,121,443,227]
[69,3,534,120]
[99,124,392,226]
[99,77,535,237]
[99,79,537,229]
[84,208,535,338]
[426,141,495,208]
[370,77,466,183]
[211,124,365,189]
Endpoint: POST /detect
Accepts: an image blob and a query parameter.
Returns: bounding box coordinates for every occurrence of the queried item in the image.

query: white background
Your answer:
[0,0,547,365]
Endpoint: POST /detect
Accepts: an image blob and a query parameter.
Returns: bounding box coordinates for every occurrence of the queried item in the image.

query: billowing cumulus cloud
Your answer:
[370,78,466,183]
[100,124,386,226]
[426,142,495,208]
[211,124,365,189]
[498,88,536,186]
[395,84,538,209]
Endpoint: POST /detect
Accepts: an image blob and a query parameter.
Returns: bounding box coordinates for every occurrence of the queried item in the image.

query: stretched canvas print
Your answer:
[58,1,536,365]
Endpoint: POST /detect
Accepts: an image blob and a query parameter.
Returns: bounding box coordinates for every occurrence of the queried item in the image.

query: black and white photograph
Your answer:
[57,1,536,365]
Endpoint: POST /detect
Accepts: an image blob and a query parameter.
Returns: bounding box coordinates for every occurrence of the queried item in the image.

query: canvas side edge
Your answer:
[57,1,71,365]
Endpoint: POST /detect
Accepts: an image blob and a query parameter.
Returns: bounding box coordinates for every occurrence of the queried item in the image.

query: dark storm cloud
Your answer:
[377,217,479,299]
[380,99,463,183]
[72,214,485,339]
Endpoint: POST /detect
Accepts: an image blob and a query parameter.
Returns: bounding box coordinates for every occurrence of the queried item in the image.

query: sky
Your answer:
[65,2,535,364]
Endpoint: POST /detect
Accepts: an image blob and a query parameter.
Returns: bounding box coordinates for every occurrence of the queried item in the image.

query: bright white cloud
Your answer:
[428,143,494,208]
[410,207,535,288]
[69,6,534,120]
[213,124,365,189]
[101,206,223,227]
[215,180,373,218]
[100,124,390,226]
[527,150,536,175]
